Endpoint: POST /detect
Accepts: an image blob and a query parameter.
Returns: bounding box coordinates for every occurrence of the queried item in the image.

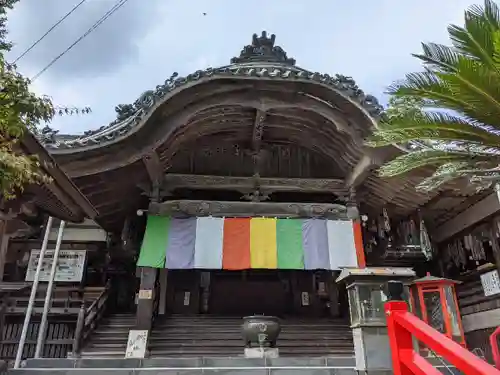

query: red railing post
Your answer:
[491,326,500,369]
[385,300,414,375]
[385,281,500,375]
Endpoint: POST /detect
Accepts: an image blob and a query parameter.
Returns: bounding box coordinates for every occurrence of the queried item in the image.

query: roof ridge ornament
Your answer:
[38,125,59,144]
[230,31,296,66]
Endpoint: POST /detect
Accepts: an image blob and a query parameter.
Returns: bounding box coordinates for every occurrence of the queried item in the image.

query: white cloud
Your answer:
[6,0,479,134]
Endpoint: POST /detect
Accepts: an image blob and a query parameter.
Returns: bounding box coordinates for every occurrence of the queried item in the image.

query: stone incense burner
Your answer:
[242,315,281,348]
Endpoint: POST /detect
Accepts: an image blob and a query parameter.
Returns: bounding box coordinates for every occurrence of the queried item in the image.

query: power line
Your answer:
[31,0,131,82]
[13,0,88,64]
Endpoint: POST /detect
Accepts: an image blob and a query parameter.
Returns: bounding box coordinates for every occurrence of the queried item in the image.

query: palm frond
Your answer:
[367,111,500,147]
[468,0,500,28]
[413,43,460,73]
[447,0,500,72]
[439,57,500,123]
[448,21,497,68]
[376,149,495,177]
[417,161,500,191]
[371,0,500,192]
[388,65,500,129]
[387,71,473,111]
[416,162,472,191]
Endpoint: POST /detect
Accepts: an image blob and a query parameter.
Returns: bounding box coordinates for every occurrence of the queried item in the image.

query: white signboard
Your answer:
[480,270,500,297]
[138,289,153,300]
[183,291,191,306]
[125,330,148,358]
[301,292,310,306]
[25,249,86,282]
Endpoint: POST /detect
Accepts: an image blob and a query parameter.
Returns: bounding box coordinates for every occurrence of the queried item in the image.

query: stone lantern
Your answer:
[336,267,416,375]
[409,273,465,347]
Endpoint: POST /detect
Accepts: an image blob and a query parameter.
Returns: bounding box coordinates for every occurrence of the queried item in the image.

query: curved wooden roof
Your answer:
[38,32,483,232]
[1,133,97,231]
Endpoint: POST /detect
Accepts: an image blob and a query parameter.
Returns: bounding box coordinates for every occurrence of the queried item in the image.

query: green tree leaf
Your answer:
[0,0,90,200]
[368,0,500,192]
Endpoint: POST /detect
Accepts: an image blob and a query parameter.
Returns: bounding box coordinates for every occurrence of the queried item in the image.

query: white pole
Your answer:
[495,183,500,203]
[14,216,54,369]
[34,220,65,358]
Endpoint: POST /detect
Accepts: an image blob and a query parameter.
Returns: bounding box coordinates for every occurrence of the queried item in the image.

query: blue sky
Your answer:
[6,0,479,134]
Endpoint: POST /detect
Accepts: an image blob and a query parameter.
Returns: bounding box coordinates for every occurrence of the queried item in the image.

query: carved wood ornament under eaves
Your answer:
[161,174,350,200]
[149,200,350,220]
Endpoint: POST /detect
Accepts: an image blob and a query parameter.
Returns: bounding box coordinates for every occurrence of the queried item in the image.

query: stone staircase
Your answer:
[78,313,135,358]
[150,315,354,357]
[78,313,354,358]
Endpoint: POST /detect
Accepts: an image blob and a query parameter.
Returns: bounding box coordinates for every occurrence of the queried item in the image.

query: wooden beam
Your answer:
[149,199,348,219]
[22,133,98,220]
[345,148,391,188]
[94,200,122,210]
[433,192,500,243]
[142,152,162,202]
[345,155,373,188]
[77,178,106,192]
[85,187,117,199]
[162,174,349,197]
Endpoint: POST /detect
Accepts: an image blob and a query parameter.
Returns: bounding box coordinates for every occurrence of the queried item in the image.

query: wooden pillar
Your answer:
[489,219,500,274]
[158,269,168,315]
[135,267,157,331]
[326,271,340,317]
[124,267,157,359]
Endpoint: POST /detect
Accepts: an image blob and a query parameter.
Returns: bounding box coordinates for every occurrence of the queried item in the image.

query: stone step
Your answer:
[154,329,352,334]
[148,352,356,359]
[163,314,348,323]
[22,356,355,368]
[90,337,352,345]
[152,326,352,332]
[86,343,353,352]
[15,356,359,374]
[155,320,350,325]
[97,321,136,327]
[18,356,465,375]
[150,331,352,343]
[155,327,349,333]
[92,330,130,336]
[90,330,352,338]
[83,342,128,349]
[156,318,349,324]
[79,351,126,358]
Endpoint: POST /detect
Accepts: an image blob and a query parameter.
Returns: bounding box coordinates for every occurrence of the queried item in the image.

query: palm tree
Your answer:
[367,0,500,192]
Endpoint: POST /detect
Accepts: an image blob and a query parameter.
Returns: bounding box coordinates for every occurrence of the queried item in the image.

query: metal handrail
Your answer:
[385,300,500,375]
[71,280,111,356]
[85,281,110,314]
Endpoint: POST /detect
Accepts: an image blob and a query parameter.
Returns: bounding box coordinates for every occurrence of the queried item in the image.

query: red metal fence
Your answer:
[385,300,500,375]
[491,326,500,369]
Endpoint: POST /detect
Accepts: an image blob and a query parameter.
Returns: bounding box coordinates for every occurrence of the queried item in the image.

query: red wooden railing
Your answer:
[491,326,500,369]
[385,300,500,375]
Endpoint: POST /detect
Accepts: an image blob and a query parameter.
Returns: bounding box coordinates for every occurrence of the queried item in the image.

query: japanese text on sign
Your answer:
[480,270,500,297]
